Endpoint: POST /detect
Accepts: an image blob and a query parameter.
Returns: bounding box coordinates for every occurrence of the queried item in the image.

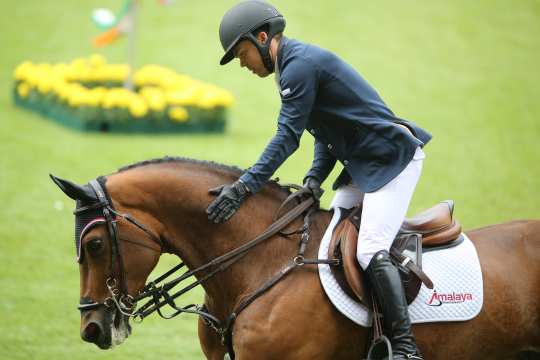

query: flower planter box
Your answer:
[12,56,232,134]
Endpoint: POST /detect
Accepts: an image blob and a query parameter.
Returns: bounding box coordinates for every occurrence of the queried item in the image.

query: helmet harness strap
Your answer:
[244,30,277,74]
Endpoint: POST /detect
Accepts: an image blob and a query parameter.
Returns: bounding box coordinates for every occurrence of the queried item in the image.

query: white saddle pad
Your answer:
[318,208,484,327]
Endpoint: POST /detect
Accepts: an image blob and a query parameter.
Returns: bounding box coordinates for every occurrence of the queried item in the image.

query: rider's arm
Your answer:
[239,58,319,193]
[303,138,337,185]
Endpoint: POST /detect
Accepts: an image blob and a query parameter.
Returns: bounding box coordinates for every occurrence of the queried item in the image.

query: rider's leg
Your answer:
[357,147,425,359]
[330,182,364,210]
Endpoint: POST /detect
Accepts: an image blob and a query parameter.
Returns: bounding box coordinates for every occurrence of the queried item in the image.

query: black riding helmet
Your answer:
[219,1,286,73]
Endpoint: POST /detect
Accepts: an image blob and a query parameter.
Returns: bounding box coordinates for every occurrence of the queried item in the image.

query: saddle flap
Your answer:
[328,209,368,305]
[338,220,365,302]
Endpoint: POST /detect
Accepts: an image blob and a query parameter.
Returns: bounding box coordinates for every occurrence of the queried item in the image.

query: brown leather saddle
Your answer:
[328,200,462,306]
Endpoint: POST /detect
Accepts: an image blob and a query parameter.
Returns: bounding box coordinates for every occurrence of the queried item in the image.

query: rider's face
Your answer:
[234,38,270,78]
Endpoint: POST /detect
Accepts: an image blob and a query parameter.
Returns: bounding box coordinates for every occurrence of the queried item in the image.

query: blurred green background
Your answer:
[1,0,539,359]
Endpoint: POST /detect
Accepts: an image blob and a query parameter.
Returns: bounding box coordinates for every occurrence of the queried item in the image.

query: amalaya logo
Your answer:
[427,290,473,307]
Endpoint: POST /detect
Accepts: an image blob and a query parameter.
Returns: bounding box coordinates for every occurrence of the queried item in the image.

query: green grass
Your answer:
[0,0,539,359]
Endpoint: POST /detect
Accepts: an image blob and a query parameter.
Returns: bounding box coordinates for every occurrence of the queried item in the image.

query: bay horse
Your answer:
[51,157,540,359]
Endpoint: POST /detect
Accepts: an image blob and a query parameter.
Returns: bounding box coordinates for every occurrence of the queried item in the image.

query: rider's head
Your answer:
[219,1,286,78]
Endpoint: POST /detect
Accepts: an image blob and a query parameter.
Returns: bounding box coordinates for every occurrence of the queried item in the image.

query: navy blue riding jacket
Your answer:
[239,37,432,193]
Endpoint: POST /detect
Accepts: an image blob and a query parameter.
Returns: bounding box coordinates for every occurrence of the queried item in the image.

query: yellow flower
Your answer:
[148,97,166,112]
[105,64,130,82]
[71,58,87,70]
[195,86,235,109]
[166,88,201,106]
[89,54,106,67]
[216,90,235,107]
[134,65,198,90]
[129,98,149,118]
[86,87,106,107]
[67,92,82,107]
[52,63,69,77]
[17,82,31,98]
[103,89,118,108]
[140,87,166,111]
[169,106,189,122]
[197,96,217,110]
[14,61,34,81]
[55,83,70,101]
[37,76,53,94]
[102,92,115,109]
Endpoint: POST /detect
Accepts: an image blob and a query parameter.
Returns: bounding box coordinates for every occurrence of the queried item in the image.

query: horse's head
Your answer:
[50,174,162,349]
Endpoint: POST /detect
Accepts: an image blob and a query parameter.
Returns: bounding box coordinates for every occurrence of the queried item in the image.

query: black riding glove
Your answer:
[303,177,324,200]
[206,180,250,223]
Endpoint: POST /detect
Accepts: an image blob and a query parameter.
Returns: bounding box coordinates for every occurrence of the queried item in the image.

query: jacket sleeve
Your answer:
[303,138,337,184]
[239,58,319,193]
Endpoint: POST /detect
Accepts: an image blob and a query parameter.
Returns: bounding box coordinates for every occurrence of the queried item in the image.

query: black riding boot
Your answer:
[365,250,423,360]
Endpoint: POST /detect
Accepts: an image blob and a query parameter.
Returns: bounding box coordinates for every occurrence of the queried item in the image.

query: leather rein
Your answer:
[76,180,339,358]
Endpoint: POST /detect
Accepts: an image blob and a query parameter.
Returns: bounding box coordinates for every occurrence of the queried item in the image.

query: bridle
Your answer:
[76,179,162,316]
[75,178,339,359]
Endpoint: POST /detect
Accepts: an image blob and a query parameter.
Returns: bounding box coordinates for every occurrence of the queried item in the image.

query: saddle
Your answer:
[328,200,462,306]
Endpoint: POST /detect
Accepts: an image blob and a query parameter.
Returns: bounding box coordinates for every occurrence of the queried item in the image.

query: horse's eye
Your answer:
[86,239,103,254]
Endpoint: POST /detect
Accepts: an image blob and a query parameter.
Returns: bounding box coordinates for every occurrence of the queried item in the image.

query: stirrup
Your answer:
[366,335,392,360]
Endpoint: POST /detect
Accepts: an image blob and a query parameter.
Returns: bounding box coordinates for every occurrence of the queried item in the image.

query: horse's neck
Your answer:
[165,193,332,317]
[126,167,304,312]
[111,165,333,319]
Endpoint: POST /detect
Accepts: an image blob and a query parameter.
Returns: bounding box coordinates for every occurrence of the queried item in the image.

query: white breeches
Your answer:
[330,147,425,270]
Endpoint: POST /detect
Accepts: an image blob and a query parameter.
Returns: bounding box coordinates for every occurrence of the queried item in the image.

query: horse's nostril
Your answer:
[81,322,101,343]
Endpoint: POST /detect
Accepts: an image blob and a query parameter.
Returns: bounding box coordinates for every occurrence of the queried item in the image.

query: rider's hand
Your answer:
[206,180,250,223]
[303,177,324,200]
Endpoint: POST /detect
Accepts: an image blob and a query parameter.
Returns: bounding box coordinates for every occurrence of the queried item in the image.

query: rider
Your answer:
[207,1,430,358]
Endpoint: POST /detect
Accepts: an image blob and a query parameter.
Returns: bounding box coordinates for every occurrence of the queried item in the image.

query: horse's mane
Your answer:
[113,156,291,196]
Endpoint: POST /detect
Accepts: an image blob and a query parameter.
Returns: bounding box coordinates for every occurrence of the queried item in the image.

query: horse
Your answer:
[50,156,540,359]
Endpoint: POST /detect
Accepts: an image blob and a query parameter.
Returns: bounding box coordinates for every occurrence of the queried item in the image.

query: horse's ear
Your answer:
[49,174,96,202]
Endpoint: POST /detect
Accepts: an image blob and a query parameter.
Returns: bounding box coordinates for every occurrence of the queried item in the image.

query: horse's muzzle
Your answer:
[81,321,106,346]
[80,307,113,349]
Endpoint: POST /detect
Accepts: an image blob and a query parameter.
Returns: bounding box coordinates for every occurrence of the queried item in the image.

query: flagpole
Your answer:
[124,0,137,90]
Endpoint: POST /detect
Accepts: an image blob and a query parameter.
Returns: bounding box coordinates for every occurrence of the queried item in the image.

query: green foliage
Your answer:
[0,0,539,359]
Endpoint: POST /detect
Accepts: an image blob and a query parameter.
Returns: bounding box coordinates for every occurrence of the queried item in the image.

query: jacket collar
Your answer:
[276,36,288,72]
[274,36,289,91]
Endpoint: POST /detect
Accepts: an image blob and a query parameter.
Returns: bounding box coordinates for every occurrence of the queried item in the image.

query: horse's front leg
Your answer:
[198,316,228,360]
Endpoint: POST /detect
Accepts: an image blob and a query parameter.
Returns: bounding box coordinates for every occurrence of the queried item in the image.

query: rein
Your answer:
[77,180,339,359]
[134,187,335,307]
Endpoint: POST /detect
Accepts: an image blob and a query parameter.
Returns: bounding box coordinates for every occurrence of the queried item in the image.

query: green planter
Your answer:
[12,87,227,134]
